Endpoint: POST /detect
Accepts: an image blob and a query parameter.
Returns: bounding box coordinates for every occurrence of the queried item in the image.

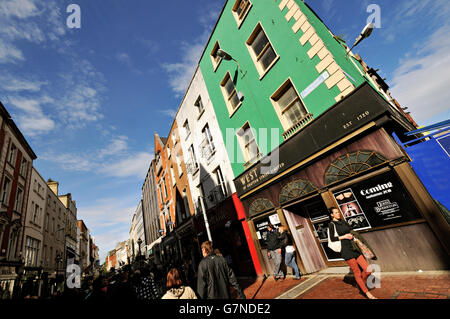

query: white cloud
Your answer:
[390,25,450,125]
[162,2,221,96]
[0,73,47,92]
[8,97,55,136]
[116,52,131,65]
[77,197,141,262]
[100,152,154,178]
[0,39,24,63]
[0,0,38,19]
[98,135,129,158]
[158,108,178,118]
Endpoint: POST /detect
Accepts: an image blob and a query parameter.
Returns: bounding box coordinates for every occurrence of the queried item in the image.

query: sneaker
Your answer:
[294,276,301,280]
[273,275,278,281]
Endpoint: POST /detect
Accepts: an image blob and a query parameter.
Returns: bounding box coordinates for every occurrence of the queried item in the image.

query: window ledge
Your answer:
[228,100,243,118]
[258,55,280,81]
[197,108,206,120]
[233,2,252,29]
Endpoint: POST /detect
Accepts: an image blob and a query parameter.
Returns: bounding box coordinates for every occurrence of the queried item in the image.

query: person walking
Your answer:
[161,268,197,299]
[328,207,377,299]
[197,241,246,299]
[266,223,284,281]
[279,226,302,280]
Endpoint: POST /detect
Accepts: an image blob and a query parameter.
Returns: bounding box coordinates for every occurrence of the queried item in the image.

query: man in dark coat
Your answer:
[266,223,284,280]
[197,241,246,299]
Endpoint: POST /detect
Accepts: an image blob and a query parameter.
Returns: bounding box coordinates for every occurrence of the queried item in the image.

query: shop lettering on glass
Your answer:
[343,110,370,130]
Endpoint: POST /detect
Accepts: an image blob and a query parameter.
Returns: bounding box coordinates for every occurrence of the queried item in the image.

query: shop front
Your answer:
[195,196,255,277]
[234,83,450,275]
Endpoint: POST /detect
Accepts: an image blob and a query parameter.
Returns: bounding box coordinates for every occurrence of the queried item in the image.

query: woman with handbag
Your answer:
[328,207,377,299]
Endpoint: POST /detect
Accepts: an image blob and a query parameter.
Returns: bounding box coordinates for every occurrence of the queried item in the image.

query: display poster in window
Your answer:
[333,188,371,230]
[254,214,281,249]
[333,171,422,229]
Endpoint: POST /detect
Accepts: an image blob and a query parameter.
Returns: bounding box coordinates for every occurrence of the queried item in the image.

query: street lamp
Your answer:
[137,238,142,257]
[346,22,374,56]
[216,49,246,77]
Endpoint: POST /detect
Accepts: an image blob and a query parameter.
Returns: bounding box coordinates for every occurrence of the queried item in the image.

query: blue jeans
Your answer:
[285,251,300,278]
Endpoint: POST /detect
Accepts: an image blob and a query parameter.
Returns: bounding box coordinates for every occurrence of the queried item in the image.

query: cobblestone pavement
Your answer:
[238,272,450,300]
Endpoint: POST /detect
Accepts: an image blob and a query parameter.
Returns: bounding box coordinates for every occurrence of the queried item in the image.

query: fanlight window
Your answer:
[324,150,387,185]
[279,179,317,204]
[248,198,275,217]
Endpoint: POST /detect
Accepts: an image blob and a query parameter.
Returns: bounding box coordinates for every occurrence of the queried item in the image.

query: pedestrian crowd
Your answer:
[34,240,246,301]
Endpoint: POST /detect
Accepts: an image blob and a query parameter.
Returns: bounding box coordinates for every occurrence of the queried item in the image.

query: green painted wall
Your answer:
[199,0,374,178]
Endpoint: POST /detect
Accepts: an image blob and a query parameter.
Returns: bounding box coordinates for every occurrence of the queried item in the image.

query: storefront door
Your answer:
[283,197,346,273]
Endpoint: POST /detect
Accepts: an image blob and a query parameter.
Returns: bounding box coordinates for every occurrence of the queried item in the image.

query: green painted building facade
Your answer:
[198,0,387,178]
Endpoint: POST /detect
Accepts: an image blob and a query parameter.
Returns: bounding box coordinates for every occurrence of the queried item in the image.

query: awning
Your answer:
[148,237,162,250]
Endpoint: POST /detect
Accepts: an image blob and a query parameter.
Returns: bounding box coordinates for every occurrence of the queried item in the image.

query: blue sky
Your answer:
[0,0,449,263]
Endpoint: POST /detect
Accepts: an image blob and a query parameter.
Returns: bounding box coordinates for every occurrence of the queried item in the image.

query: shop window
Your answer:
[246,23,279,78]
[324,150,387,185]
[232,0,252,28]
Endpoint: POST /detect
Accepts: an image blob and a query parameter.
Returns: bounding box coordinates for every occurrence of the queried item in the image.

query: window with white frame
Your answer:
[220,72,242,115]
[170,166,176,186]
[194,95,205,116]
[201,124,215,157]
[214,167,227,198]
[210,41,223,71]
[0,176,11,206]
[246,23,278,77]
[182,189,190,220]
[232,0,252,27]
[188,145,199,171]
[237,122,260,165]
[183,120,191,139]
[162,176,168,198]
[14,187,23,213]
[20,158,28,177]
[8,143,17,165]
[176,152,183,177]
[271,79,309,129]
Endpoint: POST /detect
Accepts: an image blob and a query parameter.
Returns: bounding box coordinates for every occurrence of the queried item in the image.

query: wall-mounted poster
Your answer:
[333,188,372,230]
[254,214,281,248]
[333,170,422,230]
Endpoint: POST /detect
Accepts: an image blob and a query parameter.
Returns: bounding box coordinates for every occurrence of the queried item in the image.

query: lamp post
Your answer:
[346,22,374,56]
[216,49,246,78]
[137,238,142,257]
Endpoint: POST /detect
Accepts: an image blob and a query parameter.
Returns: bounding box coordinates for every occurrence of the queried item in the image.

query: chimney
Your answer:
[47,180,59,196]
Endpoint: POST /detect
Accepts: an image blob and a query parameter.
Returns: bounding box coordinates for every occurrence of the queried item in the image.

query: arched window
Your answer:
[248,198,275,217]
[324,150,387,185]
[279,179,317,204]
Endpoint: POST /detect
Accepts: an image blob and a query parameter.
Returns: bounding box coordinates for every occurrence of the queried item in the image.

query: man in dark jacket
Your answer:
[197,241,246,299]
[266,223,284,280]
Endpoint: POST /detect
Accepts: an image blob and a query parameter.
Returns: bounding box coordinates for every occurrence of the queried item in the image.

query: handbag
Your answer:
[354,238,376,260]
[327,222,341,253]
